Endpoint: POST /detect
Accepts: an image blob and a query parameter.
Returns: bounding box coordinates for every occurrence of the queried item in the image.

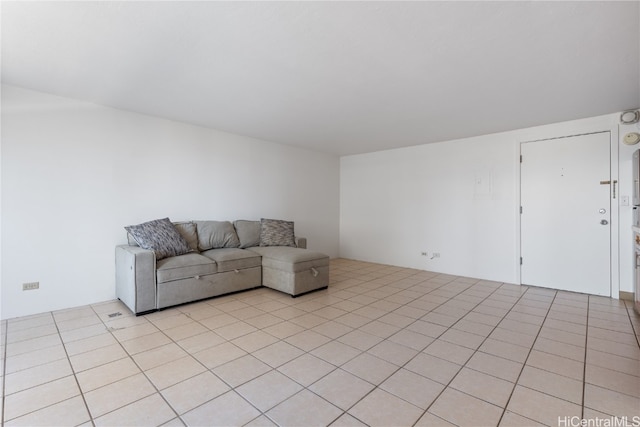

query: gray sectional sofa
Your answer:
[115,218,329,315]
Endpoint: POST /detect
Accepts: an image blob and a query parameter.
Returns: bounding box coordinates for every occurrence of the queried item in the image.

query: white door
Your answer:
[520,132,611,296]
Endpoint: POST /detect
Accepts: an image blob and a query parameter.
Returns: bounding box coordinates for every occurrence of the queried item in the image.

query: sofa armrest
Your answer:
[115,245,157,315]
[295,237,307,249]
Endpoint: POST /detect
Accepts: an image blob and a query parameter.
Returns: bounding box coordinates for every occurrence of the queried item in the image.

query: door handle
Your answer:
[599,180,618,199]
[600,220,609,225]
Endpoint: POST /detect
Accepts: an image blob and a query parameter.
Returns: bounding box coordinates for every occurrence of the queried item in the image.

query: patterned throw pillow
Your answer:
[260,218,296,247]
[126,221,198,251]
[125,218,192,260]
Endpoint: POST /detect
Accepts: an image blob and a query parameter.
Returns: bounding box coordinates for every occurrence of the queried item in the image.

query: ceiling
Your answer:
[2,1,639,156]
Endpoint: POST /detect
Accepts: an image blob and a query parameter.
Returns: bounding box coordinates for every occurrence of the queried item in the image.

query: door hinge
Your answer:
[520,257,523,265]
[520,155,523,163]
[520,206,523,214]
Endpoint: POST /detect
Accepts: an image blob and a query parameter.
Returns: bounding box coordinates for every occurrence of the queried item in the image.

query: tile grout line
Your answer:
[175,290,325,425]
[581,296,591,420]
[292,272,472,427]
[580,299,640,410]
[0,312,96,424]
[254,269,452,426]
[324,276,504,427]
[383,281,560,422]
[1,314,77,424]
[53,311,97,427]
[319,280,634,426]
[4,261,638,426]
[182,295,309,426]
[151,305,263,424]
[400,282,518,412]
[623,300,640,349]
[180,322,277,426]
[237,270,469,426]
[0,273,442,427]
[2,320,8,427]
[419,284,547,427]
[96,306,193,426]
[152,291,309,424]
[365,278,513,426]
[239,278,402,425]
[302,273,467,425]
[495,290,561,427]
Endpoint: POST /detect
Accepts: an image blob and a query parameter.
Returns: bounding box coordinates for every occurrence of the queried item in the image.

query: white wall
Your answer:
[341,113,635,295]
[1,85,340,320]
[340,132,520,284]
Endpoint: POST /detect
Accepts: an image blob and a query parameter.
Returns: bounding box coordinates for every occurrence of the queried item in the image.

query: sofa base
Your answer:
[291,285,328,298]
[125,285,263,316]
[122,306,156,317]
[157,266,262,309]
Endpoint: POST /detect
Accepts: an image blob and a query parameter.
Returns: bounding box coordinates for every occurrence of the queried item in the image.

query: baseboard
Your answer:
[619,291,634,301]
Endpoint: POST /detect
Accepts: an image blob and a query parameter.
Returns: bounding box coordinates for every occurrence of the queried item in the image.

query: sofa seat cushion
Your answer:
[201,248,262,273]
[247,247,329,273]
[156,253,217,283]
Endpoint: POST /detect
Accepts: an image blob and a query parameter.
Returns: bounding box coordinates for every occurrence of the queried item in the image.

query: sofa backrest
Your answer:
[194,220,241,251]
[234,220,261,249]
[126,218,296,252]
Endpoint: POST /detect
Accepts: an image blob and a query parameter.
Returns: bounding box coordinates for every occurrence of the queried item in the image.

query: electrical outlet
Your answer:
[22,282,39,291]
[421,252,427,256]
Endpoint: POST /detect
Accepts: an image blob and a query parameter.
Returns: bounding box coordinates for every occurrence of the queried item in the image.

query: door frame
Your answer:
[517,130,620,299]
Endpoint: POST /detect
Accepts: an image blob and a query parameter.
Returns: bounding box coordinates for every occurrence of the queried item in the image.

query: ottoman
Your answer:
[247,247,330,296]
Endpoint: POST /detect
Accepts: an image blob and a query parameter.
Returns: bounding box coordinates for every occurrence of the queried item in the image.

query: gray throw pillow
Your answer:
[173,222,199,252]
[260,218,296,247]
[234,220,262,248]
[195,221,240,250]
[125,218,192,260]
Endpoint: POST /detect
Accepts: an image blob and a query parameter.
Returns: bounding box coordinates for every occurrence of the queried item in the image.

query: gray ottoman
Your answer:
[247,247,329,296]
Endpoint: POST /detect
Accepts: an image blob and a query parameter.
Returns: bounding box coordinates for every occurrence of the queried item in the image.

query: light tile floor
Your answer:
[2,259,639,426]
